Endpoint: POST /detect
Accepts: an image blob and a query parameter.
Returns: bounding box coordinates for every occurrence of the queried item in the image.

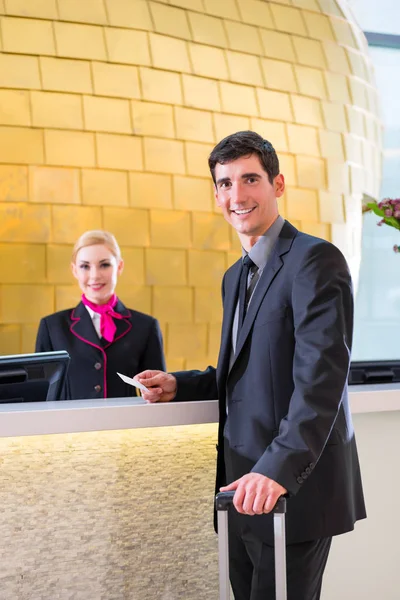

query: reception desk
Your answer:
[0,385,399,599]
[1,382,400,438]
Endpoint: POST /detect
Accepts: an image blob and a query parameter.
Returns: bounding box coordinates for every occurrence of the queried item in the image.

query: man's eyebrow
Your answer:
[241,172,261,179]
[216,172,262,185]
[216,177,231,186]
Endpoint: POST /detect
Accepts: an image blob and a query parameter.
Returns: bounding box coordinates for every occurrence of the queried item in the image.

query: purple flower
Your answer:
[372,198,400,249]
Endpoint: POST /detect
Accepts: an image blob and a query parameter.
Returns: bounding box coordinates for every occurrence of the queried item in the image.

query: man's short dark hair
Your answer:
[208,130,279,185]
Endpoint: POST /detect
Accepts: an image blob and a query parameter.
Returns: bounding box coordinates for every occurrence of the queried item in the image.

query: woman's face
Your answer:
[71,244,124,305]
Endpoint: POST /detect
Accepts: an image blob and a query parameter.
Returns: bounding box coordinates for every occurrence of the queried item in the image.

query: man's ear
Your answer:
[274,174,285,198]
[214,184,222,208]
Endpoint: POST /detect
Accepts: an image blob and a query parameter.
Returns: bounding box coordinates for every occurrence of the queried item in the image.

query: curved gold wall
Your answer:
[0,0,382,368]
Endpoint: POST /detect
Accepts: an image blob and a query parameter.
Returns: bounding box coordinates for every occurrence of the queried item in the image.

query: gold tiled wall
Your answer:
[0,424,219,599]
[0,0,382,367]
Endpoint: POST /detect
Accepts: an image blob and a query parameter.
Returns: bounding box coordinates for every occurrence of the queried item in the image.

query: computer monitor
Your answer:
[349,360,400,385]
[0,351,70,403]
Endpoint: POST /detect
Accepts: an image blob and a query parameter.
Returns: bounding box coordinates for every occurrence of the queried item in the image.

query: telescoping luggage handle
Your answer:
[215,491,287,600]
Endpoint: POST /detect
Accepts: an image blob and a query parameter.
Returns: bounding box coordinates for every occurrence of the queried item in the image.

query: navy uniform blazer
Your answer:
[173,220,366,544]
[35,299,165,400]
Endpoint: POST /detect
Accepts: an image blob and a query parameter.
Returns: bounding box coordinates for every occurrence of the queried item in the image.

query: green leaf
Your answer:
[383,216,400,231]
[366,203,384,217]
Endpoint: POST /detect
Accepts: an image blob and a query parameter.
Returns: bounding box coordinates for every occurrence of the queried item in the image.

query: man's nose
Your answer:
[229,183,243,205]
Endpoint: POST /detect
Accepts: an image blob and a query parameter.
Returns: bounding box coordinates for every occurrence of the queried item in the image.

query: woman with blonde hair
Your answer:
[36,230,165,400]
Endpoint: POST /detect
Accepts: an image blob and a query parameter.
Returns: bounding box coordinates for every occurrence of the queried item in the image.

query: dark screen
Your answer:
[0,351,70,403]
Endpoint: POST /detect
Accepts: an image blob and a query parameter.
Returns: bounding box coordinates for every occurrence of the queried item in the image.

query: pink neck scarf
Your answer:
[81,293,123,342]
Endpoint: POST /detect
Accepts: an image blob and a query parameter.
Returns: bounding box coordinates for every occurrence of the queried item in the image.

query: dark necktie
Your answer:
[237,254,256,338]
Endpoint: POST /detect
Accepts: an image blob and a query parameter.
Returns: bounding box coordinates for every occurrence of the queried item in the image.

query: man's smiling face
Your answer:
[214,153,285,249]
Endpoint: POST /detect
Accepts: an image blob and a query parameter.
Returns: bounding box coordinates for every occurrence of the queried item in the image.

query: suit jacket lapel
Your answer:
[70,299,132,350]
[70,302,102,350]
[231,220,298,368]
[234,252,283,359]
[103,299,132,349]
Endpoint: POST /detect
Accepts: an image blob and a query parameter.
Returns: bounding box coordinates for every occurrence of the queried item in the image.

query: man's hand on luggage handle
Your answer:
[134,370,177,403]
[220,473,287,515]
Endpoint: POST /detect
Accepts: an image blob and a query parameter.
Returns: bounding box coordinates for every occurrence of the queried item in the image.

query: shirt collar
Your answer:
[85,305,99,320]
[242,215,285,270]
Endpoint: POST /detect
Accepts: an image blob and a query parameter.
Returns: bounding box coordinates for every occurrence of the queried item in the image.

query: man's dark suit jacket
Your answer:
[35,299,165,400]
[173,220,366,545]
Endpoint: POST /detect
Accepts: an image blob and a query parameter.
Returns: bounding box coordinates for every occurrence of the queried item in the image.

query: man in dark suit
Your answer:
[136,131,366,599]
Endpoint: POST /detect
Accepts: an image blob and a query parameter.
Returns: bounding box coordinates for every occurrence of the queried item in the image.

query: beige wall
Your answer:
[0,0,382,369]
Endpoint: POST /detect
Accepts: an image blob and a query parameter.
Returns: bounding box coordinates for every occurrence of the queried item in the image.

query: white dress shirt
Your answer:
[84,305,102,338]
[231,215,285,355]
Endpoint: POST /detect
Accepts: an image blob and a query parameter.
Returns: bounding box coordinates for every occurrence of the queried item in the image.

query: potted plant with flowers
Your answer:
[363,197,400,252]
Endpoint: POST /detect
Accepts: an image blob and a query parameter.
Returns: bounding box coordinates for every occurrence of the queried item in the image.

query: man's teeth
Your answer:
[234,208,253,214]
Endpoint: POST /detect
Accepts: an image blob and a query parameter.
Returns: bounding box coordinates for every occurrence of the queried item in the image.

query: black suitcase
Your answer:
[215,492,287,600]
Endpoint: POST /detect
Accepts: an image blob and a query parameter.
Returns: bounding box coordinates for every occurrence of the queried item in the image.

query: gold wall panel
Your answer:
[0,0,382,365]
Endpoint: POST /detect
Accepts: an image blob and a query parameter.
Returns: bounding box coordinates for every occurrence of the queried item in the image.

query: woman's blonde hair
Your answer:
[72,230,122,263]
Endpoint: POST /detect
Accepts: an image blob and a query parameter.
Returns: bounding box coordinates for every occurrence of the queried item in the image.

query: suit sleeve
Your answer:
[35,318,54,352]
[139,318,166,372]
[172,366,218,402]
[251,242,353,495]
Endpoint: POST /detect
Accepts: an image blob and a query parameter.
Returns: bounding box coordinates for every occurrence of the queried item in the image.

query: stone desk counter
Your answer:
[0,382,399,438]
[0,385,399,600]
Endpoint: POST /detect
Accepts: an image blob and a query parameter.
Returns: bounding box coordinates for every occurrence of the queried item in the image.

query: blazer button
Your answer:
[296,476,303,484]
[301,471,307,479]
[309,463,315,469]
[94,362,102,370]
[94,385,101,393]
[305,467,311,475]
